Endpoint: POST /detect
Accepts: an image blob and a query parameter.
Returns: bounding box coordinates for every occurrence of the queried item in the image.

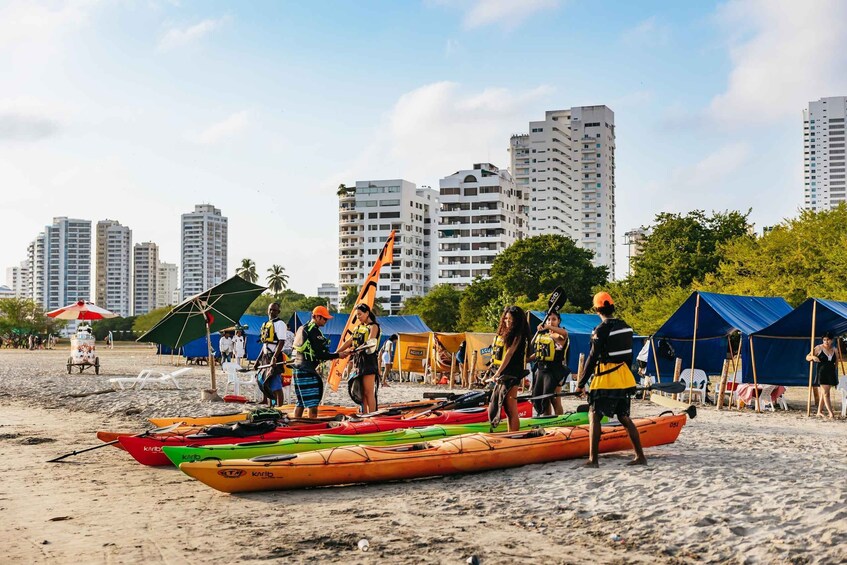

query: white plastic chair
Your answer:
[223,362,258,399]
[109,367,190,390]
[838,376,847,417]
[758,385,777,411]
[679,369,708,405]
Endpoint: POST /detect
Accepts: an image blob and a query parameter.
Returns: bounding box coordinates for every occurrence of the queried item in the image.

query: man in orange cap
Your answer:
[290,305,349,418]
[576,291,646,467]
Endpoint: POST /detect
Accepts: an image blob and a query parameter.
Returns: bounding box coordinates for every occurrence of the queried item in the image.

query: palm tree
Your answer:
[236,258,258,284]
[266,265,289,296]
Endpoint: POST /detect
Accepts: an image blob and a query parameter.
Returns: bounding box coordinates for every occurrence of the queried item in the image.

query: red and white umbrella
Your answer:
[47,300,118,321]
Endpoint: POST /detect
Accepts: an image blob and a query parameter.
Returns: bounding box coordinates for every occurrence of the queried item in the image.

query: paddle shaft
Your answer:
[47,423,183,463]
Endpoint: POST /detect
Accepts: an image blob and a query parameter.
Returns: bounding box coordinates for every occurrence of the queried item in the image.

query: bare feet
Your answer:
[584,460,599,468]
[627,457,648,466]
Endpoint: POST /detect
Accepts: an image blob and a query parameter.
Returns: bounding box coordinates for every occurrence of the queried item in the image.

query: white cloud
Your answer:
[621,16,670,46]
[158,17,227,52]
[432,0,560,30]
[708,0,847,126]
[187,111,250,145]
[0,1,94,49]
[671,142,751,190]
[0,99,70,142]
[329,81,553,188]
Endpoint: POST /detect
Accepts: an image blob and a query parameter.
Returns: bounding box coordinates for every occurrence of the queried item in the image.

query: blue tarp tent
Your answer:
[648,291,793,382]
[750,298,847,386]
[287,311,430,351]
[180,314,266,360]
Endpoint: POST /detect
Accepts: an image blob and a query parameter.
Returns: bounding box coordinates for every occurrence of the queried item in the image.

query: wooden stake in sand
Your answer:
[749,336,761,413]
[672,357,682,400]
[717,359,729,410]
[650,337,662,382]
[688,293,701,404]
[806,300,818,416]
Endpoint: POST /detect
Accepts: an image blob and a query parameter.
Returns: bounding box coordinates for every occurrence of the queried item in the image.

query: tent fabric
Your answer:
[749,298,847,386]
[465,332,496,377]
[395,332,430,373]
[648,291,793,381]
[180,314,266,361]
[286,312,430,352]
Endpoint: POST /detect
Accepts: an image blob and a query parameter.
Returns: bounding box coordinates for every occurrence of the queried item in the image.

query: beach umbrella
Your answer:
[137,276,265,393]
[47,300,118,320]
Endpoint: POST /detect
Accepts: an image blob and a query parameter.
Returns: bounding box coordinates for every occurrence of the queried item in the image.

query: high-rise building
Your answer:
[29,217,91,311]
[317,283,339,310]
[804,96,847,211]
[510,105,616,276]
[96,220,132,317]
[156,262,179,308]
[338,180,438,314]
[5,261,30,298]
[436,163,527,289]
[133,242,158,316]
[181,204,228,300]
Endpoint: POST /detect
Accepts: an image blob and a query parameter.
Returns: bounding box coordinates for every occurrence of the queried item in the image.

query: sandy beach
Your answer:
[1,345,845,564]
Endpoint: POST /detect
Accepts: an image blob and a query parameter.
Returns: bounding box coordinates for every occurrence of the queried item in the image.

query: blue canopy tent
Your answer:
[287,311,430,351]
[648,292,793,392]
[529,311,647,373]
[750,298,847,414]
[180,314,266,360]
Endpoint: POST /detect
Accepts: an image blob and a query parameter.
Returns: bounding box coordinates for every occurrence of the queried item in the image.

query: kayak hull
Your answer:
[119,402,533,466]
[162,412,591,465]
[179,413,687,493]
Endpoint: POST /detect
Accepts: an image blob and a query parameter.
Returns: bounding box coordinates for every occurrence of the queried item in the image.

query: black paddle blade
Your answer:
[547,286,566,313]
[648,381,687,394]
[684,404,698,419]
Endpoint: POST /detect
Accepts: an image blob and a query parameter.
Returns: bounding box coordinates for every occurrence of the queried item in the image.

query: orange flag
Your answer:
[327,229,396,391]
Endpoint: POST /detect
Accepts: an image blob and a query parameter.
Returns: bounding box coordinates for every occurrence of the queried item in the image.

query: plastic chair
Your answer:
[109,367,190,390]
[679,369,708,404]
[222,362,258,399]
[838,376,847,417]
[758,385,778,411]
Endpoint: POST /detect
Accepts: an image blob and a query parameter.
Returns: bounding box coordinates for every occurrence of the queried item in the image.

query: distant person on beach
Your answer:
[488,305,529,432]
[529,311,570,416]
[218,332,233,364]
[107,331,114,349]
[291,306,349,418]
[337,303,381,413]
[379,334,398,387]
[805,331,840,419]
[282,324,295,357]
[233,330,246,366]
[576,292,646,467]
[255,302,287,407]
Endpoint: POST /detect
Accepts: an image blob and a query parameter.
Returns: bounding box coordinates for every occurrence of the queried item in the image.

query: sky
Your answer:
[2,0,847,295]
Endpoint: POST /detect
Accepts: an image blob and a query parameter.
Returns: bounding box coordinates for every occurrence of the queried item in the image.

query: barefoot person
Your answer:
[529,311,570,416]
[576,292,646,467]
[488,306,530,432]
[379,334,398,387]
[291,306,349,418]
[337,303,381,413]
[805,331,840,419]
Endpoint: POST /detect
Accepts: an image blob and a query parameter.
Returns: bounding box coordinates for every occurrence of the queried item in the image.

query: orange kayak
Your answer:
[179,412,688,493]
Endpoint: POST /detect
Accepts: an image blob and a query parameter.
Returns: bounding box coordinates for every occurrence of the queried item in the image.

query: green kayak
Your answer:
[163,412,593,466]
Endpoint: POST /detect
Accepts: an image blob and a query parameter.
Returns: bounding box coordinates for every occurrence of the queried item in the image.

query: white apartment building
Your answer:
[338,180,438,314]
[5,261,30,298]
[317,282,339,310]
[157,262,179,308]
[181,204,228,300]
[28,217,91,311]
[436,163,527,289]
[96,220,132,317]
[133,242,158,316]
[510,105,616,276]
[804,96,847,210]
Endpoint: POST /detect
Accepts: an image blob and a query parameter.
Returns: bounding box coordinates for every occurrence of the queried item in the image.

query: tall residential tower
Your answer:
[181,204,228,300]
[804,96,847,211]
[96,220,132,317]
[133,242,158,316]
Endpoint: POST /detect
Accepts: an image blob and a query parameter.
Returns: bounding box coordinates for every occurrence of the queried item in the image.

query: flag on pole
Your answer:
[327,230,396,391]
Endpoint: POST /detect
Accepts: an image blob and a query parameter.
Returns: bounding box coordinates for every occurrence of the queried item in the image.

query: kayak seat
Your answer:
[250,454,298,463]
[503,428,547,440]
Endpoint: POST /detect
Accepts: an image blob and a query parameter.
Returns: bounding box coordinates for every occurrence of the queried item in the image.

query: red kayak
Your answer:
[118,403,532,466]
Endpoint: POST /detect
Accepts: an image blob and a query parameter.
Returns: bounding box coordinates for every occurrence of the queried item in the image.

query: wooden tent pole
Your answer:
[650,337,661,382]
[749,336,761,413]
[726,335,739,409]
[806,301,818,416]
[470,350,477,387]
[688,293,701,404]
[672,357,683,400]
[577,353,585,389]
[449,353,456,390]
[717,359,729,410]
[205,317,217,390]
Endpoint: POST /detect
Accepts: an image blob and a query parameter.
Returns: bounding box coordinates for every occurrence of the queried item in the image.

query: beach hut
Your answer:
[750,298,847,414]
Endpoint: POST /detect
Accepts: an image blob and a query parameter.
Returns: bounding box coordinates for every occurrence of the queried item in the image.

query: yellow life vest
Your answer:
[491,335,505,366]
[260,319,279,344]
[591,362,637,390]
[535,333,558,362]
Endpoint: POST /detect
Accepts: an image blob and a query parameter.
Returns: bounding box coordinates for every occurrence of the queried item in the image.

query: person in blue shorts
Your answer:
[291,305,349,418]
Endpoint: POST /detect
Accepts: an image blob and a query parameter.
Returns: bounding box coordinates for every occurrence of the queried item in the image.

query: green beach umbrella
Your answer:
[137,275,266,392]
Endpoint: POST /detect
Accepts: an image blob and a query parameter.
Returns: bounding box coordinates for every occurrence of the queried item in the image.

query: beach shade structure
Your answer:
[137,276,266,394]
[47,300,118,321]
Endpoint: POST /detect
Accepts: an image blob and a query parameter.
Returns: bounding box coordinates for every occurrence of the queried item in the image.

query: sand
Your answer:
[1,345,845,564]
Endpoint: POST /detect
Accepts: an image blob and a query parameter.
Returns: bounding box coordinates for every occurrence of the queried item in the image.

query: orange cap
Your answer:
[312,305,333,319]
[592,291,614,309]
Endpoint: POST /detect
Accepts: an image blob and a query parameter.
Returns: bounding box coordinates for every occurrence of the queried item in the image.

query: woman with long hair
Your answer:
[529,311,570,416]
[805,330,841,419]
[338,303,381,413]
[488,305,530,431]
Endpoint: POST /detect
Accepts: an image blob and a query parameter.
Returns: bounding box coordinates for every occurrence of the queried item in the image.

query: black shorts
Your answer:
[588,390,633,419]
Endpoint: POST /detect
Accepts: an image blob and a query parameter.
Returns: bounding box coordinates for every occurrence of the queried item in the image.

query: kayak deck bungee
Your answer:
[179,412,688,493]
[119,402,533,466]
[163,412,593,465]
[147,399,443,428]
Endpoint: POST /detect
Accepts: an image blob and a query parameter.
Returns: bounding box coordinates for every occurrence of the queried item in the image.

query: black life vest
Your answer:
[260,318,280,344]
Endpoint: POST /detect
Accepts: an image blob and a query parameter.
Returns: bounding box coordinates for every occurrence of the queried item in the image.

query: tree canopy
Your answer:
[0,298,64,339]
[400,284,462,332]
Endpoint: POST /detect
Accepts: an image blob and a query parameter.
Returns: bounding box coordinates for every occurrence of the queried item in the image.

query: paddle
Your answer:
[528,380,687,401]
[406,391,488,419]
[539,286,566,328]
[47,422,184,463]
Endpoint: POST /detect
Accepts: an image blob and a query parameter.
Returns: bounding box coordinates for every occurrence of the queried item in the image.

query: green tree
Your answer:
[488,234,608,311]
[266,264,289,296]
[400,284,462,332]
[457,277,500,331]
[340,285,358,312]
[236,258,258,284]
[92,316,137,340]
[132,306,172,334]
[0,298,63,338]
